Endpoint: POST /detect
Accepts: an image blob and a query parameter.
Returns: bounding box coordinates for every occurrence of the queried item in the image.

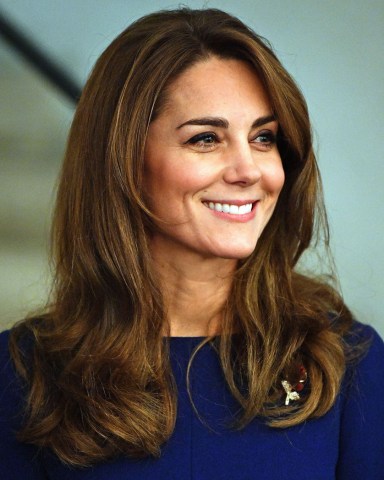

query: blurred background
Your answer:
[0,0,383,335]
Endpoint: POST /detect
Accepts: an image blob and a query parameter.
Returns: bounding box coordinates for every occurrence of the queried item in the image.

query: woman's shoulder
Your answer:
[0,327,11,348]
[338,320,384,401]
[1,325,30,369]
[336,321,384,477]
[0,324,36,403]
[0,328,24,400]
[0,328,14,379]
[0,327,47,479]
[343,320,384,375]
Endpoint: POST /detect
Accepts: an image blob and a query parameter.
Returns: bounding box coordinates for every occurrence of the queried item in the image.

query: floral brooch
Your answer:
[281,365,307,406]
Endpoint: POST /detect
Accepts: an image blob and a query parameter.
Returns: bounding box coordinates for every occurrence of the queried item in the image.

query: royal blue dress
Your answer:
[1,324,384,479]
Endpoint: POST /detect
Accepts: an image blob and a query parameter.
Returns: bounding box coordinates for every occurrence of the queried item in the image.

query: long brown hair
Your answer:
[10,8,354,466]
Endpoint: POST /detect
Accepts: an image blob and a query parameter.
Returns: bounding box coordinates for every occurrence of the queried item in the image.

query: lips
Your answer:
[203,201,254,215]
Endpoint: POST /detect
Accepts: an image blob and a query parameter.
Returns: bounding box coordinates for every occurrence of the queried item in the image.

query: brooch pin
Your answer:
[281,365,307,406]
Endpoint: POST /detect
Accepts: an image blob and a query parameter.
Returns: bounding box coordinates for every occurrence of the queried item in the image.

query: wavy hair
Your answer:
[10,8,354,466]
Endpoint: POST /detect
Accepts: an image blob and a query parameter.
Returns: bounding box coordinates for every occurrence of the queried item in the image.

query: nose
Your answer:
[222,143,262,186]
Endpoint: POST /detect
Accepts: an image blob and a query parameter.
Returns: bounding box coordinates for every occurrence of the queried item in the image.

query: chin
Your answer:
[212,244,257,260]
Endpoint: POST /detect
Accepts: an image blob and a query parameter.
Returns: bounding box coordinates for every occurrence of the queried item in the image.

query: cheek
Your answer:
[275,167,285,195]
[150,161,217,200]
[265,159,285,197]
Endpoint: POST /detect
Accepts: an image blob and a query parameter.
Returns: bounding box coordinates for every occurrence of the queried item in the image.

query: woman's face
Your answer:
[144,57,285,261]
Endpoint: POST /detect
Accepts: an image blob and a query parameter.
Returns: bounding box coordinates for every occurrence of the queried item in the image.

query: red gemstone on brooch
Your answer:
[295,382,304,392]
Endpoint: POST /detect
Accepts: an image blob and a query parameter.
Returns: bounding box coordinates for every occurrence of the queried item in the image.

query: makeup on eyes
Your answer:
[183,127,277,152]
[178,115,278,146]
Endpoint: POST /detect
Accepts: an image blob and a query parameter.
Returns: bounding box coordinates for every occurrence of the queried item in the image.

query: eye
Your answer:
[186,132,218,149]
[252,130,277,150]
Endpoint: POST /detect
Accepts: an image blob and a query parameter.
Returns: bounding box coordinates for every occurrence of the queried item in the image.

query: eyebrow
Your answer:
[176,114,277,130]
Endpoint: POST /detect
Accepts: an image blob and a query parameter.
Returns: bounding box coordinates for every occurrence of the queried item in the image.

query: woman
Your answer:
[1,7,383,479]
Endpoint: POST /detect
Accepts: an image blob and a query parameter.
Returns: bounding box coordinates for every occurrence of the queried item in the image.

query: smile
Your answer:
[204,202,253,215]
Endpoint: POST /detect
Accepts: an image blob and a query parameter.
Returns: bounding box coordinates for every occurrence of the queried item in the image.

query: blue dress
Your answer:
[1,324,384,479]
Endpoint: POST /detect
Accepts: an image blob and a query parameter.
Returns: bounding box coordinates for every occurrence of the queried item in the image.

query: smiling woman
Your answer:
[144,58,284,267]
[1,7,383,480]
[144,58,285,338]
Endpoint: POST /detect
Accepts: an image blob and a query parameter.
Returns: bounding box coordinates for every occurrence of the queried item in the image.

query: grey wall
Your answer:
[0,0,383,334]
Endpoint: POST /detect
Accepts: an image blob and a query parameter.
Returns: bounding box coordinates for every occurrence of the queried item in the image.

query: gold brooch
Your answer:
[281,365,307,405]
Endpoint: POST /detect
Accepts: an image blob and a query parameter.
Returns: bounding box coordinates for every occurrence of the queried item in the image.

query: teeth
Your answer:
[238,204,249,214]
[205,202,253,215]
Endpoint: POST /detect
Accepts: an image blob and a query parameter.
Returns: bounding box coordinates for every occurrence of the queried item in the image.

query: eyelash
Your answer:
[186,132,217,149]
[254,131,277,149]
[186,131,277,150]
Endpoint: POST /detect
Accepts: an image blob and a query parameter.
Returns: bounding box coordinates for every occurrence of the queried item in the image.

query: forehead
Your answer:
[158,56,272,120]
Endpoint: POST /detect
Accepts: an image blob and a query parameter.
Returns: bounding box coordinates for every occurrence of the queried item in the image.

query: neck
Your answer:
[151,244,237,337]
